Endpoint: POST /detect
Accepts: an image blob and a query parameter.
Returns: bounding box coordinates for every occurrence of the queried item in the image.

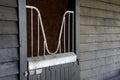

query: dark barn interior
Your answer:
[26,0,68,56]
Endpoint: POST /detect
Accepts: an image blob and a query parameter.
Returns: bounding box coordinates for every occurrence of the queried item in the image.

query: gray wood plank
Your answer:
[0,21,18,34]
[80,7,120,19]
[72,63,80,80]
[80,34,120,43]
[60,65,65,80]
[80,0,120,13]
[0,6,17,21]
[29,75,38,80]
[0,75,18,80]
[0,35,18,48]
[41,68,45,80]
[0,0,17,7]
[45,67,50,80]
[0,48,18,63]
[99,0,120,5]
[64,68,69,80]
[0,61,18,77]
[80,41,120,52]
[80,25,120,35]
[50,69,56,80]
[55,69,61,80]
[80,16,120,26]
[80,48,120,61]
[68,64,73,80]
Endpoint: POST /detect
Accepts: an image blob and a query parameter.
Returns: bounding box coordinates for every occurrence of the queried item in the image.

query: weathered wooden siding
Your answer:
[0,0,19,80]
[80,0,120,80]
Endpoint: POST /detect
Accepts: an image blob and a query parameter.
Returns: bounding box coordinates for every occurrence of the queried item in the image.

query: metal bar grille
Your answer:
[26,5,74,57]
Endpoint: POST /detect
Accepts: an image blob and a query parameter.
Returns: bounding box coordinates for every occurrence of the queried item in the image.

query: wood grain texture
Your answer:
[80,62,120,79]
[0,48,18,63]
[81,7,120,19]
[80,0,120,79]
[0,62,18,77]
[0,6,17,21]
[80,16,120,26]
[0,0,17,7]
[0,35,18,48]
[0,21,18,34]
[80,41,120,52]
[80,34,120,43]
[0,75,18,80]
[80,0,120,13]
[0,0,19,79]
[80,48,120,61]
[99,0,120,5]
[80,25,120,34]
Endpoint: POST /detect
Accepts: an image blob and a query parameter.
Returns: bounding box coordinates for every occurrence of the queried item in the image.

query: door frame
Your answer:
[18,0,28,80]
[18,0,80,80]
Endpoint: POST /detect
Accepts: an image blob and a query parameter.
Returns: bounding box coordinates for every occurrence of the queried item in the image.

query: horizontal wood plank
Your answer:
[80,55,120,70]
[80,0,120,13]
[80,16,120,26]
[0,62,18,77]
[0,35,18,48]
[80,7,120,19]
[0,6,17,21]
[0,75,18,80]
[99,0,120,5]
[0,21,18,34]
[0,48,18,63]
[80,34,120,43]
[84,69,119,80]
[80,48,120,61]
[0,0,17,7]
[80,62,120,79]
[80,25,120,34]
[80,41,120,52]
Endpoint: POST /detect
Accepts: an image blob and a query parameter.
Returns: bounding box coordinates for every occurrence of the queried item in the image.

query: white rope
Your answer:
[26,5,74,55]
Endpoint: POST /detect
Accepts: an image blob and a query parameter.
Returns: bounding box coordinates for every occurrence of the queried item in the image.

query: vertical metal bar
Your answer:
[59,41,61,53]
[18,0,27,80]
[64,18,66,53]
[38,15,40,56]
[44,41,46,56]
[31,8,34,57]
[68,13,70,52]
[72,13,75,52]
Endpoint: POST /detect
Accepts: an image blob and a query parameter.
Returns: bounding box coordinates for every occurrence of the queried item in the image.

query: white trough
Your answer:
[28,52,77,71]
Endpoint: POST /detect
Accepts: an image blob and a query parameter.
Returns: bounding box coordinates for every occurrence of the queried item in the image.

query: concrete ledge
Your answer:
[28,52,77,70]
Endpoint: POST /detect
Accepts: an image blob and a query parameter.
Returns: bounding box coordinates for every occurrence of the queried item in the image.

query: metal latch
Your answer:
[24,69,42,76]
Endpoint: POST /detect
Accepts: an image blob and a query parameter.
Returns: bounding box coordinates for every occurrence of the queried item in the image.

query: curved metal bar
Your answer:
[26,5,74,55]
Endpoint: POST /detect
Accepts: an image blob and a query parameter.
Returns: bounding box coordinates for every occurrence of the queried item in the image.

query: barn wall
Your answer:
[0,0,19,80]
[80,0,120,80]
